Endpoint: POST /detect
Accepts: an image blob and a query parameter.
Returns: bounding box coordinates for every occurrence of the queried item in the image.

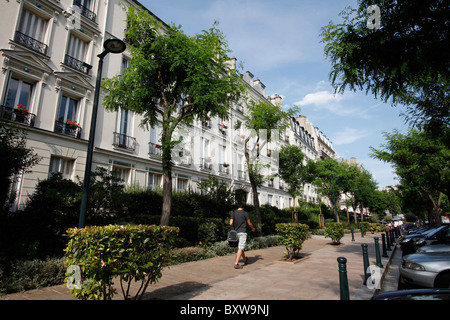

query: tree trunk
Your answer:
[250,176,263,236]
[160,170,172,226]
[429,192,443,226]
[359,202,364,222]
[159,120,173,226]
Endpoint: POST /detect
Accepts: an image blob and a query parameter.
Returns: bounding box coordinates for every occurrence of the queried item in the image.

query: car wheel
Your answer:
[435,272,450,288]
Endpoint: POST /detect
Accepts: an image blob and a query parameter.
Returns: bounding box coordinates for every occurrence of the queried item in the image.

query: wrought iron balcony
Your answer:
[73,0,96,22]
[54,120,81,138]
[0,105,36,127]
[149,142,162,159]
[113,132,136,151]
[64,54,91,75]
[219,163,229,175]
[199,157,212,170]
[14,31,48,55]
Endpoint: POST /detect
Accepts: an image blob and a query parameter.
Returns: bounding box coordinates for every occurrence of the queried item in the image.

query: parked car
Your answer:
[400,224,450,256]
[399,252,450,289]
[373,289,450,300]
[406,224,435,235]
[416,243,450,253]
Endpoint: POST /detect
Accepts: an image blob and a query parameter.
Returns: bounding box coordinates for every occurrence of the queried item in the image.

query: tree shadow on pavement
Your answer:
[141,281,211,300]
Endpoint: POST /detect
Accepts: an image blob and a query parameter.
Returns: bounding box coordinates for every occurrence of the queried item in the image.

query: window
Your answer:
[65,33,90,74]
[112,165,130,184]
[114,108,135,150]
[49,156,74,179]
[148,172,162,190]
[54,95,80,138]
[67,34,87,61]
[57,95,78,123]
[177,177,188,193]
[200,138,211,169]
[73,0,96,22]
[121,57,130,73]
[149,123,162,157]
[4,76,33,108]
[15,8,48,54]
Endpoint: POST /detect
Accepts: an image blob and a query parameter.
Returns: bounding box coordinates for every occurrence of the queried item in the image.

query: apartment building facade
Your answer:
[1,0,327,211]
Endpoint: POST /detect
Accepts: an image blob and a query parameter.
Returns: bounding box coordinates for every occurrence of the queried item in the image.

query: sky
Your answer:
[140,0,410,189]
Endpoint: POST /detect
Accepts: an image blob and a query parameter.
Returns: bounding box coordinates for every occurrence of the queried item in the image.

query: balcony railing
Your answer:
[64,54,92,75]
[54,120,81,138]
[199,157,212,170]
[237,170,246,180]
[14,31,48,55]
[113,132,136,151]
[149,142,162,159]
[218,163,229,175]
[0,105,36,127]
[73,0,96,22]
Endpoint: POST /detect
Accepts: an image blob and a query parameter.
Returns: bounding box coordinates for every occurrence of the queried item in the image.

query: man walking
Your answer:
[230,201,255,269]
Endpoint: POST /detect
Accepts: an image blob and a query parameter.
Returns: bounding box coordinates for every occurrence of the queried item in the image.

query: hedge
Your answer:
[64,224,178,300]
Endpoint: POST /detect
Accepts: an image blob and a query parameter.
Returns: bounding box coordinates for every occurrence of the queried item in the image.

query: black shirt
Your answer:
[231,209,249,233]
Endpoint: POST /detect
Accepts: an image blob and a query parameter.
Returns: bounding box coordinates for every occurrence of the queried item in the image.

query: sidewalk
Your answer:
[0,232,400,301]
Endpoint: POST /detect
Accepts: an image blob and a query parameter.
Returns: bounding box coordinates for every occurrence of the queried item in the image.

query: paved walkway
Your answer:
[1,232,400,301]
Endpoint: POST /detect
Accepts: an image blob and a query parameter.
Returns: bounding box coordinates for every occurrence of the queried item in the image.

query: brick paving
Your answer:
[1,232,400,301]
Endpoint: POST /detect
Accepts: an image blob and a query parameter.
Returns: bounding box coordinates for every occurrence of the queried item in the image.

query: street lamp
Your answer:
[78,38,126,228]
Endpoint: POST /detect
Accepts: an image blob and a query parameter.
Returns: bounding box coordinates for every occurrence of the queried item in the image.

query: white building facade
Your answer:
[1,0,329,211]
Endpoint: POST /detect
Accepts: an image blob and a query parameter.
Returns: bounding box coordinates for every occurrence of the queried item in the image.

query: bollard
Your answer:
[337,257,350,300]
[374,237,383,268]
[386,231,392,251]
[381,233,388,258]
[390,229,395,246]
[351,228,355,241]
[361,243,370,285]
[360,226,364,238]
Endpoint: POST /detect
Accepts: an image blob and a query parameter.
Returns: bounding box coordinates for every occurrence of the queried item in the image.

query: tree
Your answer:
[0,121,40,209]
[370,129,450,225]
[102,7,244,225]
[279,145,306,221]
[238,100,297,235]
[349,166,378,223]
[304,158,348,223]
[321,0,450,135]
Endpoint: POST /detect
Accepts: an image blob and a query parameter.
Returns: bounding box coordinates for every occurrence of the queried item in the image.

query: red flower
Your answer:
[16,104,29,115]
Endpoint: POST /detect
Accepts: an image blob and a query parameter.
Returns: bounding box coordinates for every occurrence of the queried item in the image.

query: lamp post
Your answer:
[78,38,126,228]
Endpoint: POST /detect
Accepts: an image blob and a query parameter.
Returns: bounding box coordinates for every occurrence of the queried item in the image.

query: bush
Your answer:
[275,223,309,260]
[0,258,65,294]
[198,221,220,247]
[324,222,345,244]
[368,223,385,233]
[64,224,178,300]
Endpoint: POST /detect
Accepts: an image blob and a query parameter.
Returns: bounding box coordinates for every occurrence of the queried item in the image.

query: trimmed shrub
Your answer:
[64,224,178,300]
[324,222,345,244]
[368,223,385,233]
[275,223,309,260]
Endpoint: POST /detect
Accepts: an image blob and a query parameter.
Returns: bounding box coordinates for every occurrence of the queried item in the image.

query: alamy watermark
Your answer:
[367,5,381,30]
[366,264,383,289]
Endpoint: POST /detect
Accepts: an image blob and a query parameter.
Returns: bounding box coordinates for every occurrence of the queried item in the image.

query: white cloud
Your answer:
[294,90,343,107]
[333,127,369,146]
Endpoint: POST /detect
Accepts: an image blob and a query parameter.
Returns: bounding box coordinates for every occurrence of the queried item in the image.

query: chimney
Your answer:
[269,94,282,109]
